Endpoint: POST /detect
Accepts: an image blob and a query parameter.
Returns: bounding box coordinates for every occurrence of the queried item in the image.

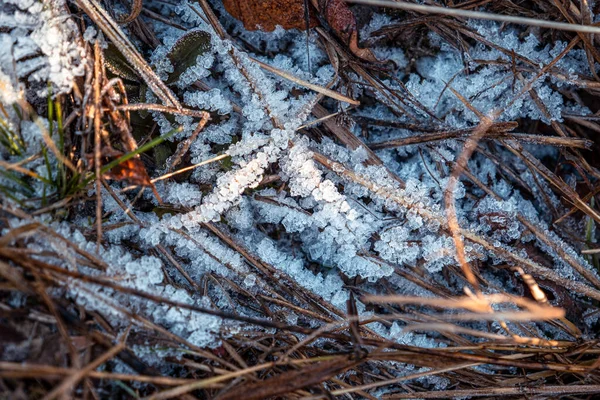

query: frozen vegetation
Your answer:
[2,0,600,397]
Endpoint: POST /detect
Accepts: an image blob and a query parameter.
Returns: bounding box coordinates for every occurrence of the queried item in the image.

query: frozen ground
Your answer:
[2,0,600,398]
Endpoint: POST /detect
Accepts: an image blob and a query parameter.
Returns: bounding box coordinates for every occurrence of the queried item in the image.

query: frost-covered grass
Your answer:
[2,0,600,398]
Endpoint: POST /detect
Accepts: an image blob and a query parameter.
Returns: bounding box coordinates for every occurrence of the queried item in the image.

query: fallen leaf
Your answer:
[87,147,162,202]
[223,0,318,31]
[104,157,153,187]
[223,0,379,62]
[105,151,163,202]
[318,0,379,62]
[166,30,212,84]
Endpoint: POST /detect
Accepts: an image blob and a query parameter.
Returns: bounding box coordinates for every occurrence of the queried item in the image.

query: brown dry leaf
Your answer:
[87,146,150,187]
[318,0,379,62]
[104,157,152,187]
[102,152,163,203]
[86,147,156,190]
[222,0,318,31]
[223,0,378,62]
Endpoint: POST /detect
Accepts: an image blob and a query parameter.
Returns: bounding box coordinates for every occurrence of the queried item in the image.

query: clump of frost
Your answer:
[0,0,86,97]
[0,67,22,105]
[161,182,203,208]
[401,22,591,125]
[52,4,598,356]
[6,219,223,351]
[254,237,349,310]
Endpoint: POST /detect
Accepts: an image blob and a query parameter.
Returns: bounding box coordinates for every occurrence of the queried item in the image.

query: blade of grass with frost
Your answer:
[313,151,600,301]
[0,113,25,156]
[47,90,68,196]
[151,153,229,183]
[370,132,593,149]
[75,0,182,109]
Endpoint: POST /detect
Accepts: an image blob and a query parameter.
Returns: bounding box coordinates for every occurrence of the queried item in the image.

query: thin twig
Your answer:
[93,40,103,252]
[347,0,600,34]
[75,0,182,109]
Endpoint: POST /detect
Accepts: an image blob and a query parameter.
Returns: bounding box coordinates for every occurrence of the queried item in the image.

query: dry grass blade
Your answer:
[167,111,210,172]
[382,384,600,399]
[582,248,600,254]
[152,154,229,183]
[116,103,207,117]
[363,294,564,317]
[117,0,143,24]
[120,154,230,192]
[75,0,182,109]
[320,362,479,398]
[0,159,48,181]
[215,358,362,400]
[0,362,199,385]
[251,57,360,105]
[369,131,593,149]
[41,341,126,400]
[445,115,495,293]
[312,103,384,167]
[142,361,278,400]
[347,0,600,34]
[93,40,103,252]
[503,140,600,227]
[0,259,32,293]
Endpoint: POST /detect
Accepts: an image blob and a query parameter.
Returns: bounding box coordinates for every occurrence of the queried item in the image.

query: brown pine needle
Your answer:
[42,341,126,400]
[251,57,360,105]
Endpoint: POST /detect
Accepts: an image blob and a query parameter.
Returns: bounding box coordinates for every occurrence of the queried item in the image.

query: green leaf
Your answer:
[167,30,211,84]
[104,43,140,82]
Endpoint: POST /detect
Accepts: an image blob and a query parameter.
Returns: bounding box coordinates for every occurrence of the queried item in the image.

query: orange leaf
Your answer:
[104,155,163,203]
[319,0,379,62]
[104,157,153,187]
[223,0,379,62]
[223,0,318,31]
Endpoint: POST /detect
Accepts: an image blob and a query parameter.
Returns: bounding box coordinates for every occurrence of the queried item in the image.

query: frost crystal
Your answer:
[3,2,600,389]
[0,0,86,97]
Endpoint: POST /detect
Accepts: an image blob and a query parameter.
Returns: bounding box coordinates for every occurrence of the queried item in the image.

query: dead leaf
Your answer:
[87,147,162,202]
[104,157,152,187]
[87,147,151,187]
[106,153,163,203]
[318,0,379,62]
[166,30,212,84]
[223,0,379,62]
[222,0,318,31]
